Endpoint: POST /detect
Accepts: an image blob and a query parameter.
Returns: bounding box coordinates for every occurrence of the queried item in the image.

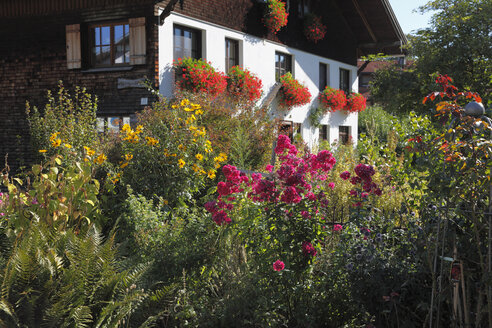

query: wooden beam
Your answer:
[351,0,377,43]
[358,40,402,48]
[357,60,371,76]
[158,0,179,25]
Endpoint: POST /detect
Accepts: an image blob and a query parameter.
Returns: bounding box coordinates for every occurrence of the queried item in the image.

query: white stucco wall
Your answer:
[158,12,359,148]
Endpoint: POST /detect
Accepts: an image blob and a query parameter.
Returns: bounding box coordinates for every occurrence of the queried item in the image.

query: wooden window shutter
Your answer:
[66,24,81,69]
[129,17,146,65]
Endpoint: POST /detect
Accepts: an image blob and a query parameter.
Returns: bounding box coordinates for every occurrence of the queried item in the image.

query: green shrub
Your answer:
[26,82,102,160]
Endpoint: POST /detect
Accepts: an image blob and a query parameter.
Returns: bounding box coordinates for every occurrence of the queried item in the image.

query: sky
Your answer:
[387,0,434,35]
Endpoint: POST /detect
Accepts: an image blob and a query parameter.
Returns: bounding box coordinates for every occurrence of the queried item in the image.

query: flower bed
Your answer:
[263,0,288,34]
[278,73,311,109]
[319,86,347,112]
[303,14,327,43]
[173,57,228,96]
[227,66,263,103]
[345,92,367,113]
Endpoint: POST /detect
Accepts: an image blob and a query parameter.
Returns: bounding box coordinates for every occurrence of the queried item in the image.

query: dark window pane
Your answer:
[339,68,350,94]
[225,38,239,73]
[339,126,350,144]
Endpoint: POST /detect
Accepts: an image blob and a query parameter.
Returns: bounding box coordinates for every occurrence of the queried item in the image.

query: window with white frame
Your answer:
[275,51,292,81]
[339,68,350,94]
[225,38,239,73]
[173,25,202,60]
[339,126,350,144]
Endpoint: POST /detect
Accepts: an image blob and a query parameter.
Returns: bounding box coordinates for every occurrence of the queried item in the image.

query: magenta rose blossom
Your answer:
[273,260,285,271]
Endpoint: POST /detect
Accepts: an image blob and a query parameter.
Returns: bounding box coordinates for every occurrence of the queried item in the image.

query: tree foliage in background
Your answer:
[370,0,491,114]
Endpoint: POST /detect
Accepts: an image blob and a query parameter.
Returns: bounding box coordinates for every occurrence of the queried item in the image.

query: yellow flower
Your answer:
[120,162,129,169]
[180,99,190,107]
[207,169,216,179]
[122,124,131,132]
[195,153,203,161]
[192,164,201,173]
[94,153,107,164]
[162,199,169,205]
[178,144,187,151]
[214,162,221,169]
[191,103,201,110]
[195,109,204,115]
[52,139,61,147]
[178,159,185,168]
[184,107,194,112]
[50,132,60,142]
[135,125,144,134]
[145,136,159,146]
[124,153,133,161]
[39,149,47,153]
[64,143,72,149]
[84,146,95,156]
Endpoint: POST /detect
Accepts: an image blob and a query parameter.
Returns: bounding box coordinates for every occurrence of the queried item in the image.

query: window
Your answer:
[225,38,239,73]
[279,120,294,140]
[319,63,329,91]
[294,123,302,136]
[298,0,313,17]
[90,23,130,67]
[319,124,329,141]
[66,18,145,70]
[97,116,130,133]
[275,52,292,81]
[359,75,371,88]
[174,25,202,60]
[339,68,350,94]
[339,126,350,144]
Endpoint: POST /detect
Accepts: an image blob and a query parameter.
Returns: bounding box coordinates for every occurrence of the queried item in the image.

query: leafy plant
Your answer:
[278,73,311,109]
[319,86,347,112]
[227,66,263,105]
[0,221,147,327]
[263,0,288,34]
[173,58,228,97]
[303,14,327,43]
[26,81,101,160]
[345,92,367,113]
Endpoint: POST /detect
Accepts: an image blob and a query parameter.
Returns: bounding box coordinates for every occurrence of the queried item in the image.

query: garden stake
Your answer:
[429,208,442,328]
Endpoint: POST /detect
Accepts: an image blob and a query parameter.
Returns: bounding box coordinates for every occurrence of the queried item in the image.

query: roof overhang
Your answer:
[334,0,407,56]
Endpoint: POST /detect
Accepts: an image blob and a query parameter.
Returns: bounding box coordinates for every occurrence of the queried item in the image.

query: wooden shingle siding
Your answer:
[0,0,155,17]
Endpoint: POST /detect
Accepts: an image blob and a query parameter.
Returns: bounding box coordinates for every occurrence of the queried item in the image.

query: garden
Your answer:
[0,0,491,324]
[0,69,490,327]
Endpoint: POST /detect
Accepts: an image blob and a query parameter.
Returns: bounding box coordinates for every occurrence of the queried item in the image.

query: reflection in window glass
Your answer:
[174,25,201,60]
[275,52,292,81]
[339,126,350,144]
[225,38,239,73]
[91,23,129,66]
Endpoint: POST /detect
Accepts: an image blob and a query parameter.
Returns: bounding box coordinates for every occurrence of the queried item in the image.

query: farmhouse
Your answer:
[0,0,405,171]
